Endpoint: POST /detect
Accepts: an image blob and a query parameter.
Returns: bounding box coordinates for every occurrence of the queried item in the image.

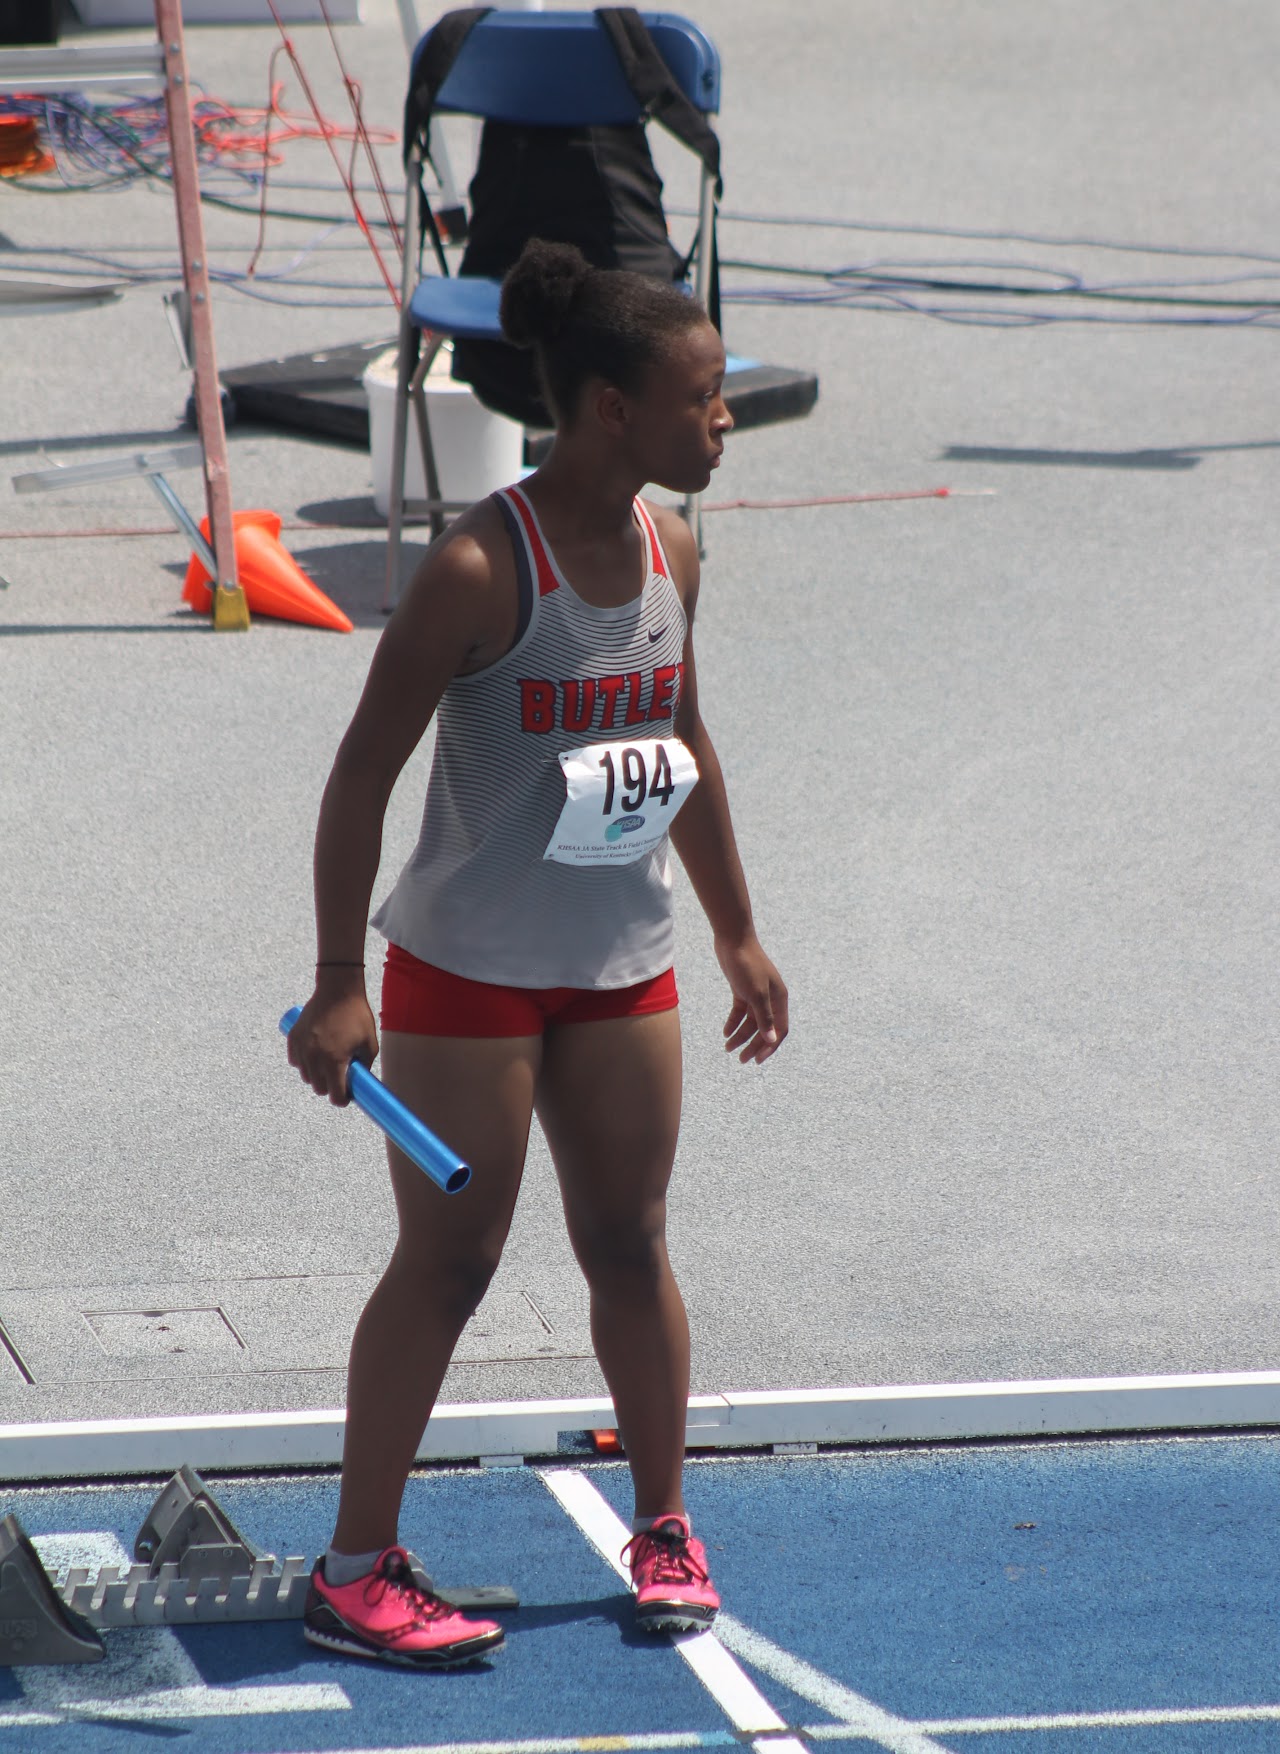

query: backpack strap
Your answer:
[596,8,723,328]
[402,6,493,164]
[595,8,722,196]
[402,7,493,272]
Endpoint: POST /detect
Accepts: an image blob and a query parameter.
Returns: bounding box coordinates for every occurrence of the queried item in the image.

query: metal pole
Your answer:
[395,0,420,55]
[154,0,249,632]
[145,470,217,578]
[383,143,426,613]
[683,167,717,556]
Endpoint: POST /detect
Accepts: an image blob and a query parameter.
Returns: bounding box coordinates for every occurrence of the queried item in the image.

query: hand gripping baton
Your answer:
[279,1007,471,1194]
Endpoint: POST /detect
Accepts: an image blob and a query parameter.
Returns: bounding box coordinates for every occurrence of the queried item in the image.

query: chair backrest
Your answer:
[412,9,720,128]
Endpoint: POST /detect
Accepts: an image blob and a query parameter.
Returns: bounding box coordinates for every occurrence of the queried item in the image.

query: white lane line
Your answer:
[242,1704,1280,1754]
[904,1704,1280,1734]
[670,1632,806,1749]
[539,1468,953,1754]
[715,1616,954,1754]
[538,1468,801,1753]
[0,1685,352,1730]
[253,1740,738,1754]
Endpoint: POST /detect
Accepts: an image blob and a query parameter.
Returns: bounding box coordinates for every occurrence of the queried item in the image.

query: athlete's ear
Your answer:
[594,383,630,438]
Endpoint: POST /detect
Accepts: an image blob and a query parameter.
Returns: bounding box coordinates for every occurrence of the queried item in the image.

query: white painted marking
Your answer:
[714,1615,955,1754]
[533,1470,634,1590]
[0,1684,353,1730]
[19,1532,203,1713]
[186,1707,1280,1754]
[240,1741,732,1754]
[671,1631,803,1745]
[1,1531,349,1726]
[538,1467,805,1754]
[905,1703,1280,1733]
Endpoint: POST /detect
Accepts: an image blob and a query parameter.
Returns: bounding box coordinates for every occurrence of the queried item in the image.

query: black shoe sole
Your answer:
[636,1604,719,1634]
[304,1620,504,1669]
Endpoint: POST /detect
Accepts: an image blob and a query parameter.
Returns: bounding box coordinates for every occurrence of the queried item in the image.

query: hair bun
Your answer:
[500,239,593,348]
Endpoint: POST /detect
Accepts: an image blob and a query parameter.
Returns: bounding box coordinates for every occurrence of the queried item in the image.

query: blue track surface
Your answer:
[1,1434,1276,1752]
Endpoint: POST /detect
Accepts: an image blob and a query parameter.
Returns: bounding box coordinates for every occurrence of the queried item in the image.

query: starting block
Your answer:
[0,1513,104,1666]
[1,1464,518,1663]
[133,1460,264,1587]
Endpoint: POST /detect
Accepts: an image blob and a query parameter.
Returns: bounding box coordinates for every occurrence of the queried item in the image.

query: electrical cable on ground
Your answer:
[0,489,991,544]
[316,0,401,254]
[676,203,1280,270]
[7,94,1279,325]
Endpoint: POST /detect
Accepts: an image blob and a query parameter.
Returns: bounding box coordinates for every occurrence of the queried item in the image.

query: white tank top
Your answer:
[371,483,688,988]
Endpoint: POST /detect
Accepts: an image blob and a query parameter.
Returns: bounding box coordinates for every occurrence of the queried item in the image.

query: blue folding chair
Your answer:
[384,8,722,609]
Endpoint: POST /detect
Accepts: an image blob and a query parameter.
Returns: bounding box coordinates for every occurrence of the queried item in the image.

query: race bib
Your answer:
[544,737,699,866]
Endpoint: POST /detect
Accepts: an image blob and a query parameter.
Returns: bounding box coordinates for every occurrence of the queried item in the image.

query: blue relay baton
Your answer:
[280,1007,471,1195]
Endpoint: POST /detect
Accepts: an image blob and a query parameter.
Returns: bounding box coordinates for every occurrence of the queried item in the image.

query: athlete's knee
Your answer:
[572,1210,670,1294]
[389,1239,501,1326]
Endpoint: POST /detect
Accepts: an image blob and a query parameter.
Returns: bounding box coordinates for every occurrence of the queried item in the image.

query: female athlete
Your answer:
[286,238,788,1669]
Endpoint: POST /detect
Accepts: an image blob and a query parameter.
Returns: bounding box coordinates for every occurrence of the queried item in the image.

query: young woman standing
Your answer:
[287,239,788,1669]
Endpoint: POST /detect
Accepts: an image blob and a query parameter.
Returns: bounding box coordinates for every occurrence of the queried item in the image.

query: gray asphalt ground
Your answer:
[1,0,1276,1426]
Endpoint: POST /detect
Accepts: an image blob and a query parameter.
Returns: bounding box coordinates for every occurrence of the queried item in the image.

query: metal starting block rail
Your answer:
[55,1557,514,1629]
[57,1554,315,1629]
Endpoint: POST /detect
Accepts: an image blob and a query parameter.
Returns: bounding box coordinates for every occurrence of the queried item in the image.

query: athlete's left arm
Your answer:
[652,505,789,1064]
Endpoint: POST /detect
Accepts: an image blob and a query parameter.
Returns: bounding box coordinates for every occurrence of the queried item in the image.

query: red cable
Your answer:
[703,488,953,511]
[263,0,401,307]
[184,86,386,165]
[318,0,402,254]
[245,47,288,279]
[0,491,966,542]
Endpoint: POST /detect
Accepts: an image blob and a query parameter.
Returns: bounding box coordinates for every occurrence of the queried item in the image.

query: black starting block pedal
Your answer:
[404,1553,518,1614]
[438,1586,519,1611]
[0,1515,104,1667]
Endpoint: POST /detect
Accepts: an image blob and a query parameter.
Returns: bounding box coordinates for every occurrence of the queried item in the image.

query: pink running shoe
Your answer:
[303,1546,504,1668]
[622,1516,721,1632]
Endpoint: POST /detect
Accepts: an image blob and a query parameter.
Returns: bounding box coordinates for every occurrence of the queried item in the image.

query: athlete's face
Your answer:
[625,322,733,493]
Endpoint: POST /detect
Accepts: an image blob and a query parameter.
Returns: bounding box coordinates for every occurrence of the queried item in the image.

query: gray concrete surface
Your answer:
[1,0,1276,1424]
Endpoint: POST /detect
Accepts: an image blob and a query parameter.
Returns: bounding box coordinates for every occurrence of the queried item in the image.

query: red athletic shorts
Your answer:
[381,943,679,1037]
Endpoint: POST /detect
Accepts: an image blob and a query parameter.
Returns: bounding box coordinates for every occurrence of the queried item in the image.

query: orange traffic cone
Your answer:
[183,510,353,633]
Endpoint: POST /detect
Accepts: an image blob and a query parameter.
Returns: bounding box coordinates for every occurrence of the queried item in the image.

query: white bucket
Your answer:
[364,346,526,519]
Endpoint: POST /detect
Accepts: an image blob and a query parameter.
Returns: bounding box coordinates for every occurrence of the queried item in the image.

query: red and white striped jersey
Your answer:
[372,483,688,989]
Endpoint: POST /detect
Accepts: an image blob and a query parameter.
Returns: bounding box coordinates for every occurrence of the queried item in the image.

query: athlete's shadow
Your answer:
[512,1593,676,1649]
[187,1598,672,1680]
[185,1619,320,1684]
[67,1716,189,1740]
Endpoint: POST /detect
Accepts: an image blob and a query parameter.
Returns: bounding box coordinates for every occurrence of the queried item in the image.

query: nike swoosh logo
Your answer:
[648,626,668,643]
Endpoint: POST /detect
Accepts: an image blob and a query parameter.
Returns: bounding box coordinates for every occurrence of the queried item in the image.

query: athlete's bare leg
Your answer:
[535,1008,687,1519]
[332,1032,541,1555]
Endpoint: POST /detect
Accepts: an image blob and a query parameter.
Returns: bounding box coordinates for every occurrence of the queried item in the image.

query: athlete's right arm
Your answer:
[286,520,507,1105]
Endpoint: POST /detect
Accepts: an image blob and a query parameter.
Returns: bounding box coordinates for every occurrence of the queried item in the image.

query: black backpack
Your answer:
[403,7,722,428]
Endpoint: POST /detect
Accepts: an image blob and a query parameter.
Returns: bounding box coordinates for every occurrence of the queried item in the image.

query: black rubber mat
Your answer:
[219,338,819,462]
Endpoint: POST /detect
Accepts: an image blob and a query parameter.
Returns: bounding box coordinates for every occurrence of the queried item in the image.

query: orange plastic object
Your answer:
[0,118,54,179]
[590,1429,624,1455]
[183,509,352,632]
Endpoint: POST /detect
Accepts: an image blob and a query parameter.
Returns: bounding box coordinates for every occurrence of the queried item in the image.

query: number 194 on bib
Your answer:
[545,736,700,867]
